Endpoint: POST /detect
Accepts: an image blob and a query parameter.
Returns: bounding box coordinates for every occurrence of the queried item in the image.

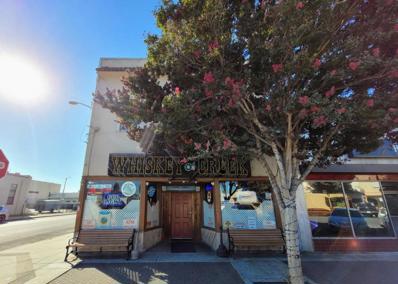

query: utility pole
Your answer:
[62,177,70,200]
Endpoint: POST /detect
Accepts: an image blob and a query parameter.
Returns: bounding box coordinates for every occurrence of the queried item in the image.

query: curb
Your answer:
[7,212,76,222]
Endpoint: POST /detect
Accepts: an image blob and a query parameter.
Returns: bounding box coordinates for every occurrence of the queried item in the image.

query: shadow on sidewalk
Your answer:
[49,262,244,284]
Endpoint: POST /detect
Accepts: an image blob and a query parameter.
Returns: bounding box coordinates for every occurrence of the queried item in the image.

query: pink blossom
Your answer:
[349,61,360,71]
[225,76,234,87]
[175,87,181,95]
[298,109,309,118]
[193,50,201,58]
[296,2,304,10]
[325,86,336,98]
[265,104,272,112]
[228,99,236,108]
[180,158,188,164]
[372,48,380,57]
[205,89,213,97]
[389,70,398,78]
[311,105,320,113]
[223,138,232,150]
[388,108,397,113]
[272,63,283,73]
[183,137,193,145]
[394,24,398,32]
[336,108,347,114]
[203,72,215,84]
[298,96,309,105]
[394,118,398,124]
[367,99,374,107]
[208,40,220,52]
[313,58,321,69]
[194,143,202,150]
[313,116,327,127]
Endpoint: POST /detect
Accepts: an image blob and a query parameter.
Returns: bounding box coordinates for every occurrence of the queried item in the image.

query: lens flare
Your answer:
[0,53,49,105]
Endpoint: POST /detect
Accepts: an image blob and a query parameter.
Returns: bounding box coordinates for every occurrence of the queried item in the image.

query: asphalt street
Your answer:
[0,214,75,251]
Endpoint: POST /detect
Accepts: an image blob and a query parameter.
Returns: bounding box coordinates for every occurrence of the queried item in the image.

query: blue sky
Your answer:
[0,0,160,192]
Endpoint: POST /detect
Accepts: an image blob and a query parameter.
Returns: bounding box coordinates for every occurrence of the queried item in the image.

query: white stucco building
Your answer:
[0,172,61,216]
[75,58,398,255]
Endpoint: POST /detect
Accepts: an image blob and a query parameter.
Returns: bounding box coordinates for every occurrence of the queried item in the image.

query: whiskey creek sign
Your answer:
[108,154,251,178]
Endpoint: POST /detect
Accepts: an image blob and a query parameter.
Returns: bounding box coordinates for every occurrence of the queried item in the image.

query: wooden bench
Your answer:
[64,229,135,261]
[227,228,285,254]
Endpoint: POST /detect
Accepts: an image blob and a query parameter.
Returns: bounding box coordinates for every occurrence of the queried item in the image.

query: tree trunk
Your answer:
[283,205,304,284]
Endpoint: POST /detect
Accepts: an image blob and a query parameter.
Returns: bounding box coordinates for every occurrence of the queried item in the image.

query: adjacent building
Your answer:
[74,58,398,255]
[0,172,62,216]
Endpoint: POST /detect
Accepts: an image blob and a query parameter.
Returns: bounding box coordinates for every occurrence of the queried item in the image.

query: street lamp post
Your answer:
[68,100,91,109]
[68,100,98,176]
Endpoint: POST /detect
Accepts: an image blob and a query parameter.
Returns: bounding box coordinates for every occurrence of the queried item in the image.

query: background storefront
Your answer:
[304,175,398,251]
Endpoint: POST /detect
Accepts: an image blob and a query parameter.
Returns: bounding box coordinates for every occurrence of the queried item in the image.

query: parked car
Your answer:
[35,199,62,213]
[328,208,367,231]
[357,202,379,217]
[0,205,9,223]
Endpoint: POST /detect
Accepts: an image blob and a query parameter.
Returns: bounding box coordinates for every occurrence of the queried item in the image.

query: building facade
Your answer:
[0,173,61,216]
[74,58,398,254]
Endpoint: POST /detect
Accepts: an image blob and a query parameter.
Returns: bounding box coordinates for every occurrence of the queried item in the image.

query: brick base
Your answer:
[314,239,398,251]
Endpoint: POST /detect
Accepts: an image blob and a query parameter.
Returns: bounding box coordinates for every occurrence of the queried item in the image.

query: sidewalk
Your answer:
[48,249,398,284]
[0,233,79,284]
[8,211,76,222]
[49,243,293,284]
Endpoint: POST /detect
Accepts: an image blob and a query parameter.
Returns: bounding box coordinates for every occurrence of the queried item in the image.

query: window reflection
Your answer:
[382,182,398,234]
[304,182,353,237]
[220,181,276,230]
[343,182,394,237]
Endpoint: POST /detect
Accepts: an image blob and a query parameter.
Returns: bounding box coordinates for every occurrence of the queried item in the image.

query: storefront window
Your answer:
[382,182,398,234]
[343,182,394,237]
[304,182,353,237]
[82,180,141,230]
[203,183,215,228]
[220,181,276,230]
[381,182,398,216]
[146,184,160,229]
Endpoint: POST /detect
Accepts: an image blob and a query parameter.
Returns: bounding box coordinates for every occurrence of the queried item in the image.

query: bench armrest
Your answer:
[128,229,136,247]
[67,236,78,246]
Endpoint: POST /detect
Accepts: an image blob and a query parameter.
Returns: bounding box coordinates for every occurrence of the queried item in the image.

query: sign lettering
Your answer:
[108,154,251,178]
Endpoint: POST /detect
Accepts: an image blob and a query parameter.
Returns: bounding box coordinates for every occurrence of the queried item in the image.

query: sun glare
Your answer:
[0,53,49,105]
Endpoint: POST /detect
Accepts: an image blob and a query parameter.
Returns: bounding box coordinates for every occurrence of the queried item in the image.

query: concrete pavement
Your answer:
[50,262,244,284]
[49,250,398,284]
[302,261,398,284]
[0,232,78,284]
[0,214,75,251]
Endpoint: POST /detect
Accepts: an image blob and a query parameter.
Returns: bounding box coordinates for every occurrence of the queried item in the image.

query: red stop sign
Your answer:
[0,150,9,179]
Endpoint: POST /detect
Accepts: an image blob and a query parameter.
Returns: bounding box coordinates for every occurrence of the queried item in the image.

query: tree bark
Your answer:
[283,204,304,284]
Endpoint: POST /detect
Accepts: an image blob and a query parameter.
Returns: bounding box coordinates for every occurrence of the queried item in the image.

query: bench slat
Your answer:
[228,229,285,253]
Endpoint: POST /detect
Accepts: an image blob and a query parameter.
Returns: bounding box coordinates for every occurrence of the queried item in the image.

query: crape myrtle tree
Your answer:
[96,0,398,283]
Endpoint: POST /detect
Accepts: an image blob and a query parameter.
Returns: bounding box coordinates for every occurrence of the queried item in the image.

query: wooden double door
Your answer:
[171,192,194,239]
